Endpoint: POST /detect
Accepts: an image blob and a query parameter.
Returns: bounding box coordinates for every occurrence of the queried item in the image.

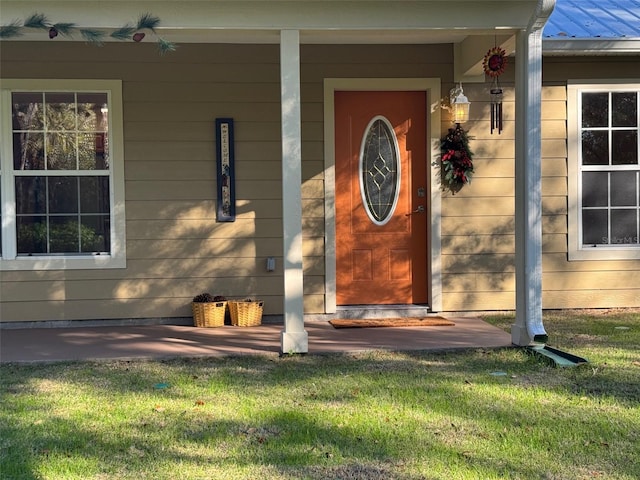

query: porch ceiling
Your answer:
[1,0,537,45]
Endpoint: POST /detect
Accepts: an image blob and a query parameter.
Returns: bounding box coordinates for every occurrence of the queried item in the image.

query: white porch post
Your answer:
[512,28,548,346]
[279,29,308,354]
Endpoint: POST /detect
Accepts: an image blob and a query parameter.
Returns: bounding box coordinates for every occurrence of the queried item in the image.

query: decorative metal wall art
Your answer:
[216,118,235,222]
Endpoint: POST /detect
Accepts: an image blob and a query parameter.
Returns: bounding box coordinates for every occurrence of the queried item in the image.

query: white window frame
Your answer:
[0,79,126,270]
[567,80,640,261]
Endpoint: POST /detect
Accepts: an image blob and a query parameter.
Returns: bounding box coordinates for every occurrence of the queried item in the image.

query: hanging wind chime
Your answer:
[483,46,507,134]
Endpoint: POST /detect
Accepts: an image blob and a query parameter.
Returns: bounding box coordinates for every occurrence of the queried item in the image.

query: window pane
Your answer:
[45,92,76,130]
[612,130,638,165]
[611,210,638,244]
[582,172,608,207]
[49,217,80,253]
[81,215,110,252]
[77,93,108,131]
[79,133,108,170]
[15,177,46,214]
[612,92,637,127]
[13,132,45,170]
[14,176,112,255]
[12,92,44,130]
[17,216,47,254]
[46,132,77,170]
[582,93,608,127]
[582,130,609,165]
[361,117,399,224]
[582,209,608,245]
[48,177,78,214]
[611,172,638,206]
[79,176,110,213]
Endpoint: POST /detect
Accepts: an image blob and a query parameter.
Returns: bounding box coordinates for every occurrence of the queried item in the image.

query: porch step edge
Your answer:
[306,305,433,321]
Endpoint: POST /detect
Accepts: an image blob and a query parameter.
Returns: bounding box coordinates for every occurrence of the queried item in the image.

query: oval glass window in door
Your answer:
[359,115,401,225]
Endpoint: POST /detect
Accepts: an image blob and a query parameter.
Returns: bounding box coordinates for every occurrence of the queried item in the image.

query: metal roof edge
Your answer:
[543,38,640,55]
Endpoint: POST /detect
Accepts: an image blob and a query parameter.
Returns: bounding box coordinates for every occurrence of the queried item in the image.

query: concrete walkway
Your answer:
[0,316,513,363]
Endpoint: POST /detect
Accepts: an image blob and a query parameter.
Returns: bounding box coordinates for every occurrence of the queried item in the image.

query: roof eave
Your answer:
[543,38,640,55]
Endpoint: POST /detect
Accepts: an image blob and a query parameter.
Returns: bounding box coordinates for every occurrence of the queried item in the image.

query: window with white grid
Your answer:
[568,82,640,260]
[0,80,126,270]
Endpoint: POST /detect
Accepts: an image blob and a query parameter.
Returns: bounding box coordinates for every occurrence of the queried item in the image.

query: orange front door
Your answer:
[335,91,428,305]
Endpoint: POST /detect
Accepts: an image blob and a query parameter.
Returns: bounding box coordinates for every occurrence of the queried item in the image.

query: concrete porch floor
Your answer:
[0,316,512,363]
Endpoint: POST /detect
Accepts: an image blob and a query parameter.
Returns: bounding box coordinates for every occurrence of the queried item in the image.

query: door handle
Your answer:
[406,205,425,216]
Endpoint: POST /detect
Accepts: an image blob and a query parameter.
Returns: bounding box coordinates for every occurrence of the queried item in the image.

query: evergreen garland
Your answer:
[437,124,474,194]
[0,12,176,54]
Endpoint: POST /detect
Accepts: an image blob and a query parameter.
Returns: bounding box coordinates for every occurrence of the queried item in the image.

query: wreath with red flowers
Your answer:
[483,46,507,78]
[436,124,474,194]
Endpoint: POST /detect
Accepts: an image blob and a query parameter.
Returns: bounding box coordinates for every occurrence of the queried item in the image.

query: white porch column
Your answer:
[279,29,308,354]
[512,28,548,346]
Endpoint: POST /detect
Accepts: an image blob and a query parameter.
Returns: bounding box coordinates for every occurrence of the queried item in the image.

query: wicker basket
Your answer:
[192,301,227,328]
[228,300,264,327]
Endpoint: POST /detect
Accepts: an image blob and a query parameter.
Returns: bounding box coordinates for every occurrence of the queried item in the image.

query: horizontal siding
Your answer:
[543,234,568,254]
[1,42,290,321]
[304,294,325,313]
[0,41,454,321]
[442,292,514,311]
[443,82,639,311]
[442,235,514,255]
[468,158,514,177]
[2,43,638,322]
[441,88,515,315]
[2,61,282,83]
[3,277,288,302]
[540,82,639,309]
[544,271,640,290]
[442,254,515,273]
[543,253,640,272]
[543,291,640,309]
[442,197,514,216]
[443,273,514,292]
[0,297,285,322]
[442,216,514,234]
[543,56,640,83]
[543,215,567,234]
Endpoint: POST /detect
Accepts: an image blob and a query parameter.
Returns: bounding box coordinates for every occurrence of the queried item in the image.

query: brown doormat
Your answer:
[329,317,454,329]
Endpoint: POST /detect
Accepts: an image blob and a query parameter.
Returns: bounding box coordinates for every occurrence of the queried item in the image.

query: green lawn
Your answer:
[1,310,639,479]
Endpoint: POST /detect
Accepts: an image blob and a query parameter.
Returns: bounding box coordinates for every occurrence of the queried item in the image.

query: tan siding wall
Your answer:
[538,73,640,310]
[0,42,288,322]
[440,82,515,310]
[441,73,640,311]
[0,41,454,322]
[3,42,638,323]
[543,56,640,83]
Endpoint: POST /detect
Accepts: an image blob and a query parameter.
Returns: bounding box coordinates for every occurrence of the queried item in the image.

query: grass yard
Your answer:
[1,310,639,479]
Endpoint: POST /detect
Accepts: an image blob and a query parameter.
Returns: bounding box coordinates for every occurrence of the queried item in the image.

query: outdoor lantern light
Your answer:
[450,83,470,124]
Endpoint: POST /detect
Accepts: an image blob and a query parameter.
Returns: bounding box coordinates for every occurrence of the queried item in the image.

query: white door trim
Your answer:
[323,78,442,313]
